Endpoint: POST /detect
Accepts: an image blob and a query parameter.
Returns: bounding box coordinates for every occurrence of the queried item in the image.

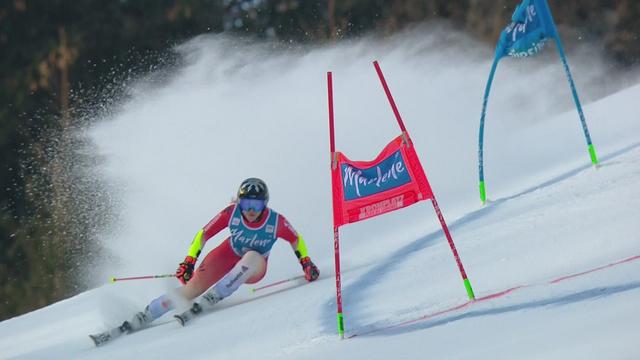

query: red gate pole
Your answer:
[328,71,346,338]
[373,60,407,133]
[373,60,476,301]
[333,225,345,338]
[431,198,476,300]
[328,71,336,157]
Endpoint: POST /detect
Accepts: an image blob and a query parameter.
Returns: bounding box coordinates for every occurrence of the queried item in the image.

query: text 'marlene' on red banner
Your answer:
[331,134,433,227]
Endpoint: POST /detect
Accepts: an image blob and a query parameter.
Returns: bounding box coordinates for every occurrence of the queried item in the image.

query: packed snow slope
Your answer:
[1,29,639,359]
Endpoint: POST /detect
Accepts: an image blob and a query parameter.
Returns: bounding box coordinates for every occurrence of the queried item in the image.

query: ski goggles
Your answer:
[239,198,266,212]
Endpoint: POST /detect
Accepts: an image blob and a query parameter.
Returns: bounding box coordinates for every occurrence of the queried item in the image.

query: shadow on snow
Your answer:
[368,281,640,337]
[319,141,640,336]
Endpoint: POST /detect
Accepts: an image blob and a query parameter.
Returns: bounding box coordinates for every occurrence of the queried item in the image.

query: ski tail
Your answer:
[89,324,126,347]
[174,302,204,326]
[174,312,189,326]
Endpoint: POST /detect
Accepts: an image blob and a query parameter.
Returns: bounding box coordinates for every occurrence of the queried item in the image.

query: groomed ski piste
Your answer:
[1,29,639,359]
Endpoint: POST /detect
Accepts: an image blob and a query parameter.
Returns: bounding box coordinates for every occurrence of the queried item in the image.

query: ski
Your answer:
[89,318,176,347]
[91,276,315,344]
[89,323,127,347]
[174,277,314,326]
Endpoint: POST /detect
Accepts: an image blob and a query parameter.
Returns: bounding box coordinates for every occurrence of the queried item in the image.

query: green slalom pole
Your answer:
[479,181,487,206]
[556,38,600,166]
[478,55,501,205]
[588,144,598,166]
[537,0,599,167]
[464,278,475,300]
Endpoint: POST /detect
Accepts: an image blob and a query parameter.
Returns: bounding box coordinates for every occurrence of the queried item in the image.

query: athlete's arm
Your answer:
[176,204,235,284]
[276,215,307,259]
[186,204,235,259]
[277,215,319,281]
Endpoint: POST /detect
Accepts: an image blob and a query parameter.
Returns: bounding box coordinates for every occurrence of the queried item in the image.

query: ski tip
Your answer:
[89,334,98,346]
[109,276,116,283]
[89,334,106,347]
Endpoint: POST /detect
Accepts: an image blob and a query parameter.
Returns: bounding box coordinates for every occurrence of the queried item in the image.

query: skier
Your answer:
[121,178,319,332]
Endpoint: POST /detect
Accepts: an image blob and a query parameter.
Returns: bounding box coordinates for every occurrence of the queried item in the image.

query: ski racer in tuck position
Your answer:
[122,178,320,331]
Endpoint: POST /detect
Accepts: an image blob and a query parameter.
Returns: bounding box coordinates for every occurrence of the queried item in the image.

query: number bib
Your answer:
[228,204,279,257]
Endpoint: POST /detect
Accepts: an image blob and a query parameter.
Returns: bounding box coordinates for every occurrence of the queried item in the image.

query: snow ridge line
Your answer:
[348,254,640,338]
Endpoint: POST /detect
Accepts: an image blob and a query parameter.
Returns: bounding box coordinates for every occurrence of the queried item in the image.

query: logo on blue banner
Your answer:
[342,150,411,200]
[498,0,549,58]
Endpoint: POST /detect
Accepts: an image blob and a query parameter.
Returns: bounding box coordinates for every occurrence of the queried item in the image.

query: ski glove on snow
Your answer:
[176,256,197,285]
[300,256,319,282]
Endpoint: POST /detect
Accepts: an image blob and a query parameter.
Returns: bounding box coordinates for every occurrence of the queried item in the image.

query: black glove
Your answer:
[176,256,196,285]
[300,256,319,282]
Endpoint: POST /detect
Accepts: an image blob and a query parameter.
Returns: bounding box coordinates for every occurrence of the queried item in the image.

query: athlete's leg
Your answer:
[180,239,240,300]
[201,250,267,305]
[245,254,268,284]
[130,239,240,328]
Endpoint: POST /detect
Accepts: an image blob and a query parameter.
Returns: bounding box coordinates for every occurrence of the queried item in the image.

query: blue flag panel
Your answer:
[497,0,555,59]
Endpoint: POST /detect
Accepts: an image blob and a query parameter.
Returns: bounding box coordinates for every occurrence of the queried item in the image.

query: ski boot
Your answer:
[121,306,154,333]
[174,290,222,326]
